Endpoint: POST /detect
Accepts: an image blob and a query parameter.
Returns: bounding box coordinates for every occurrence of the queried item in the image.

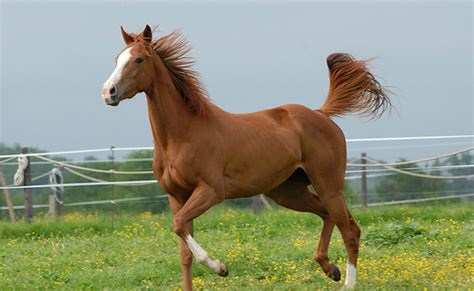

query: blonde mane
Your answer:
[152,31,210,116]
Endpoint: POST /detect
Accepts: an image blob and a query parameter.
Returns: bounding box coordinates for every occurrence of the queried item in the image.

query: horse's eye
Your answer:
[135,57,143,64]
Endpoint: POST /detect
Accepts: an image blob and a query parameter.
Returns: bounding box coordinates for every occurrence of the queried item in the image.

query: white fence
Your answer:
[0,134,473,213]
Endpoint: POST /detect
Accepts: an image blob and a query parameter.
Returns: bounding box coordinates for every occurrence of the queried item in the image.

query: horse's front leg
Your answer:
[172,183,228,277]
[168,196,194,291]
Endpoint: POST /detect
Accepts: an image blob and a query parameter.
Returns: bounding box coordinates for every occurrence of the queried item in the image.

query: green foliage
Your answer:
[343,182,358,205]
[0,144,167,216]
[1,142,472,220]
[365,222,428,247]
[375,160,446,202]
[0,203,472,289]
[0,143,43,156]
[444,152,474,192]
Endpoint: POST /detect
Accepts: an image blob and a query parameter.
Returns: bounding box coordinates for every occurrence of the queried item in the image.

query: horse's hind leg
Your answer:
[304,165,361,287]
[265,171,341,281]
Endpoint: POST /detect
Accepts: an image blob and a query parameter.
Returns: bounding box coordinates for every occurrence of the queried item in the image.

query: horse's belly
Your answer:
[223,159,301,198]
[223,131,302,198]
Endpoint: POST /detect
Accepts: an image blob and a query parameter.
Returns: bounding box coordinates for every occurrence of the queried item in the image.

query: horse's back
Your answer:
[228,103,346,161]
[217,104,346,196]
[264,104,346,152]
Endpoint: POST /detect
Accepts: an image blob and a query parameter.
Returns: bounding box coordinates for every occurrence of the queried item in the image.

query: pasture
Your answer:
[0,202,472,289]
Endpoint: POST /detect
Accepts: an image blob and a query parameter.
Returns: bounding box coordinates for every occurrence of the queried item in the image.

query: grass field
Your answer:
[0,202,472,290]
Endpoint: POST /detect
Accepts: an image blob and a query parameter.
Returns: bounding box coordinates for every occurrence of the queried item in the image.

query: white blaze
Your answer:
[104,47,133,87]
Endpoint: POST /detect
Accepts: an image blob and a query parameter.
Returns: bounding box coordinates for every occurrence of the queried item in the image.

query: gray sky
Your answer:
[1,1,472,161]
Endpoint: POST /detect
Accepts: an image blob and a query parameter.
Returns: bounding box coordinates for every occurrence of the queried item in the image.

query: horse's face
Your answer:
[102,25,155,106]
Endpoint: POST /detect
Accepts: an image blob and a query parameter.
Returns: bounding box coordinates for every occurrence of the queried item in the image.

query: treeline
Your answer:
[345,153,473,205]
[0,144,166,215]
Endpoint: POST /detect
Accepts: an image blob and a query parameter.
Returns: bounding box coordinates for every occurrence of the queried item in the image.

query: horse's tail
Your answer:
[319,53,391,119]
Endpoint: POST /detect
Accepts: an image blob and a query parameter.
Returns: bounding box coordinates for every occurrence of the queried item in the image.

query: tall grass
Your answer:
[0,202,472,289]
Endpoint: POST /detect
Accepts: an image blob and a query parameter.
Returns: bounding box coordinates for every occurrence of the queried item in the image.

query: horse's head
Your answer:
[102,25,156,106]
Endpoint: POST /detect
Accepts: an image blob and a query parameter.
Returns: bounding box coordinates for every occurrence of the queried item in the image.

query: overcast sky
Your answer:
[1,1,472,161]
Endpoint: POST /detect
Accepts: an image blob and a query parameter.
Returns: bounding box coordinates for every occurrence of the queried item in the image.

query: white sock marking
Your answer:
[345,262,357,286]
[185,235,225,274]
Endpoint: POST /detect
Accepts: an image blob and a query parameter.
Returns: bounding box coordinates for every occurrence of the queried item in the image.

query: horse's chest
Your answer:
[157,163,194,197]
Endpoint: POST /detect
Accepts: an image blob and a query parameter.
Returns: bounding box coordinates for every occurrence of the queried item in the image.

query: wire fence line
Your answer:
[34,156,154,175]
[2,142,469,166]
[0,180,158,191]
[363,193,474,207]
[345,134,473,143]
[345,164,474,174]
[0,157,154,167]
[347,141,474,152]
[0,156,16,165]
[2,192,472,211]
[346,146,474,167]
[360,156,474,180]
[362,189,474,197]
[1,134,472,160]
[2,161,473,191]
[0,134,472,218]
[62,166,107,183]
[345,173,393,180]
[3,162,472,190]
[2,146,472,182]
[0,143,471,191]
[0,195,169,210]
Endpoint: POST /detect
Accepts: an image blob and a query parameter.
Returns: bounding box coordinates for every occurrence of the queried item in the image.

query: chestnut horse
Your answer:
[101,25,390,289]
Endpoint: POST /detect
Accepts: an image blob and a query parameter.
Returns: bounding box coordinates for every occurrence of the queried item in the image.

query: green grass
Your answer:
[0,203,472,289]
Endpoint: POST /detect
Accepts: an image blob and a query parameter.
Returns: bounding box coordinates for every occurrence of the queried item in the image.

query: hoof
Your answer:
[218,262,228,277]
[328,264,341,282]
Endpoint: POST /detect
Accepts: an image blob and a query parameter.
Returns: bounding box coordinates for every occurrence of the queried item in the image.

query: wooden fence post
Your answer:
[22,148,33,223]
[48,195,57,218]
[361,152,367,208]
[252,194,272,214]
[48,167,63,219]
[55,187,62,217]
[252,195,263,214]
[48,188,62,219]
[0,167,16,222]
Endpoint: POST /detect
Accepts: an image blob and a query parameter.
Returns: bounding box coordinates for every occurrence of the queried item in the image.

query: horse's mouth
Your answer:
[105,98,121,107]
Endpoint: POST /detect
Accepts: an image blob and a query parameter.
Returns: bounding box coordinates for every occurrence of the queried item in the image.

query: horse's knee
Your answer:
[351,219,361,241]
[346,233,360,256]
[355,224,361,240]
[173,216,186,236]
[340,225,360,253]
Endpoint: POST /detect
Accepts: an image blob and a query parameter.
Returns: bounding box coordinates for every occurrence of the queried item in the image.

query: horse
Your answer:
[101,25,390,290]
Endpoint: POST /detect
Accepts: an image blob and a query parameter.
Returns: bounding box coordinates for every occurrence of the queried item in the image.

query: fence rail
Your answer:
[1,134,472,159]
[1,193,472,211]
[0,135,472,221]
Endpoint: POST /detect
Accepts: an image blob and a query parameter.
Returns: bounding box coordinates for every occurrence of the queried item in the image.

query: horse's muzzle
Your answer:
[107,100,120,106]
[102,83,121,106]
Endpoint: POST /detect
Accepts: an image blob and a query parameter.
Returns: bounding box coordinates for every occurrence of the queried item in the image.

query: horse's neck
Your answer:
[145,59,195,152]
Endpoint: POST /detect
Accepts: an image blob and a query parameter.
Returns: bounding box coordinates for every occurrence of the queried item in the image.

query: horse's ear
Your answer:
[121,26,134,45]
[142,25,152,43]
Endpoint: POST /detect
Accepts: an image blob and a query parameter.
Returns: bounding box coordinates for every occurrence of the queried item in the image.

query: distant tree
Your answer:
[375,159,445,202]
[343,182,358,206]
[0,144,169,216]
[443,152,473,194]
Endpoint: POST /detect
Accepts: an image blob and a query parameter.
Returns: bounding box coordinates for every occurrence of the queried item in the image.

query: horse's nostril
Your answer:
[109,86,116,96]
